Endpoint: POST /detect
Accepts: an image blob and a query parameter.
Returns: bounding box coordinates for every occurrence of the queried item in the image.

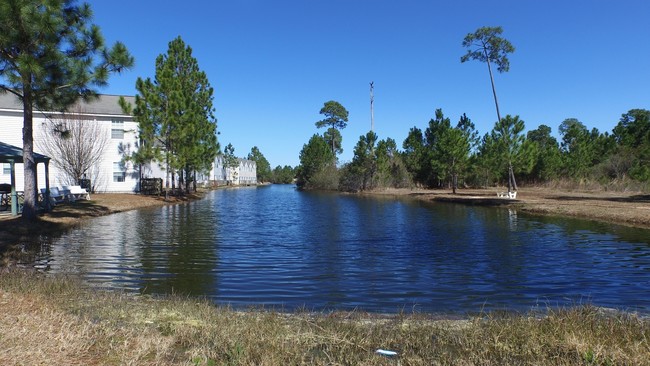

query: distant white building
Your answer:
[207,156,257,186]
[0,93,256,192]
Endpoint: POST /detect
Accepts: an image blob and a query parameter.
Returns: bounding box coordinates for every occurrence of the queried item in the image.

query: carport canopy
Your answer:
[0,141,52,215]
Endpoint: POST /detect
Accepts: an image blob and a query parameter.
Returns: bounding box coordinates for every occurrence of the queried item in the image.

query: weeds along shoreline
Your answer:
[1,270,649,365]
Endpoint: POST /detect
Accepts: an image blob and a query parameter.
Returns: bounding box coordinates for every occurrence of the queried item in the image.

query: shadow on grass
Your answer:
[548,194,650,203]
[433,196,517,206]
[43,200,112,219]
[405,191,516,206]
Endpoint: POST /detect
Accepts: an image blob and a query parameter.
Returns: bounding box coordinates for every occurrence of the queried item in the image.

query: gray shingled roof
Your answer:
[0,141,50,163]
[0,93,134,116]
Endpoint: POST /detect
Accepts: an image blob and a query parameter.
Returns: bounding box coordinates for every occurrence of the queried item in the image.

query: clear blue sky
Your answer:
[89,0,650,168]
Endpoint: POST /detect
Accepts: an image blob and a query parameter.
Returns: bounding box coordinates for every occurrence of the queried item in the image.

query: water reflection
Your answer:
[135,203,219,295]
[35,185,650,314]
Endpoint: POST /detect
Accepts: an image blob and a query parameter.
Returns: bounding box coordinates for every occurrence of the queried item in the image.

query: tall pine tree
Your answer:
[247,146,271,183]
[122,37,218,195]
[0,0,133,220]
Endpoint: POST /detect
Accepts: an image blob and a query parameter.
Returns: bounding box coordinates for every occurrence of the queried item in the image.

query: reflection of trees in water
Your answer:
[135,203,219,296]
[519,211,650,247]
[38,212,150,284]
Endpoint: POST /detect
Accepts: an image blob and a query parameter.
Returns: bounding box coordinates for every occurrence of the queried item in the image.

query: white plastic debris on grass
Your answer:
[375,349,398,357]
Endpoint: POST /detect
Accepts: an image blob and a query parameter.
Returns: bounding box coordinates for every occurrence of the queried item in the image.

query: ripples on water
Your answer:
[34,185,650,314]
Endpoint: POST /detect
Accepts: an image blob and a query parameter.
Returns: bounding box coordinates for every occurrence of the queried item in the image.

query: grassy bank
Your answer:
[1,271,648,365]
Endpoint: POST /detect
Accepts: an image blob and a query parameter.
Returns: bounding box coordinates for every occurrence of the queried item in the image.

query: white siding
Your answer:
[0,102,139,192]
[0,95,254,192]
[207,156,257,186]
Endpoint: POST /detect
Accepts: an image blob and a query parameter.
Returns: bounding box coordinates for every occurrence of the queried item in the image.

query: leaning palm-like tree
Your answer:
[461,26,516,191]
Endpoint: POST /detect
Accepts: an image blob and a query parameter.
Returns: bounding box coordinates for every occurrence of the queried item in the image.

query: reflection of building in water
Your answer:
[508,208,518,230]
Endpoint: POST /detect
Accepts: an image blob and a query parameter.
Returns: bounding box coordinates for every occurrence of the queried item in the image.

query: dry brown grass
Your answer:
[1,271,648,365]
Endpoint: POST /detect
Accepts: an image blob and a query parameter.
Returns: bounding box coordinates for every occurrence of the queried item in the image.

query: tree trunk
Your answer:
[451,159,458,194]
[485,52,502,124]
[164,149,170,200]
[184,167,190,193]
[509,164,518,191]
[138,163,142,193]
[178,170,182,190]
[452,173,458,194]
[21,86,37,221]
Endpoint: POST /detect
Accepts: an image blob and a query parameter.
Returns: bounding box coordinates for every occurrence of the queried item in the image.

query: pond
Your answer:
[33,184,650,314]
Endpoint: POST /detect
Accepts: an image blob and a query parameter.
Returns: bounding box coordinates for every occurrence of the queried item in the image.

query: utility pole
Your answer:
[370,81,374,132]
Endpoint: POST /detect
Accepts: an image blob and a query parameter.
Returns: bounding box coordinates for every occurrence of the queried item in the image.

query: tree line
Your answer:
[296,26,648,193]
[297,102,649,192]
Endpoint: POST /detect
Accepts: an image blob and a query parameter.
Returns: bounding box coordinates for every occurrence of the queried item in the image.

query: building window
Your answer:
[111,120,124,139]
[113,162,125,182]
[2,164,10,175]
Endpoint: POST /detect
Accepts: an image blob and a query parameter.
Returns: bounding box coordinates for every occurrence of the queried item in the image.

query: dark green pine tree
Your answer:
[315,101,349,158]
[612,109,650,181]
[122,37,218,194]
[461,26,516,190]
[433,112,477,194]
[527,125,562,183]
[222,143,239,184]
[247,146,271,183]
[296,134,335,189]
[350,131,379,191]
[402,127,429,186]
[167,38,219,193]
[425,109,453,188]
[0,0,133,220]
[491,115,533,191]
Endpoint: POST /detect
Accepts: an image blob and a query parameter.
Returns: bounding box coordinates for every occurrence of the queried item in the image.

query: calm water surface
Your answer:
[33,185,650,313]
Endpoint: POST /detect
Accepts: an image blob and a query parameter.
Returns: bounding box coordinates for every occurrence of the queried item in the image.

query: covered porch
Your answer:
[0,141,52,216]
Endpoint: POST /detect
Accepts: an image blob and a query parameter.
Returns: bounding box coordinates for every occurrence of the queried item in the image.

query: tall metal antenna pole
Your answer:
[370,81,374,132]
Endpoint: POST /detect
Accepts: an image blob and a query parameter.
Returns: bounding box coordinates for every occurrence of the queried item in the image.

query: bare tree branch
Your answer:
[37,106,109,191]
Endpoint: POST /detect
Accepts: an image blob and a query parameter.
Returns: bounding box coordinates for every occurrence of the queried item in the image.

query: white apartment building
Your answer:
[208,156,257,186]
[0,94,256,192]
[0,93,139,192]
